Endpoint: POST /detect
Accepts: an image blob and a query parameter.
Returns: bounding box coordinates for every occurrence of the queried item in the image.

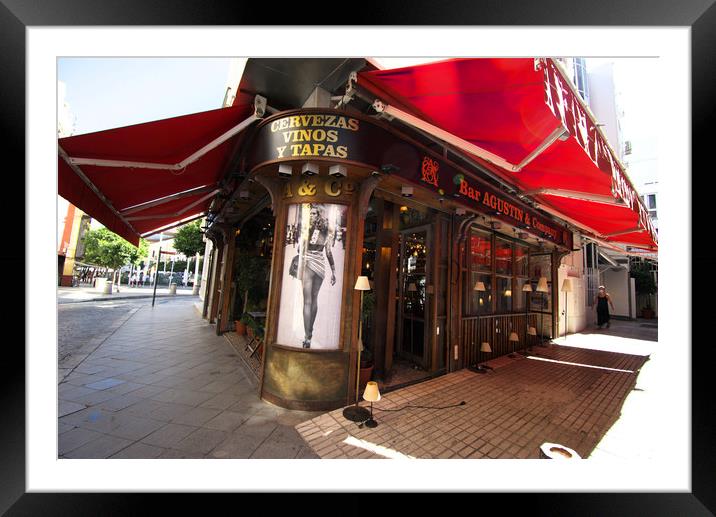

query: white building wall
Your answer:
[601,268,632,319]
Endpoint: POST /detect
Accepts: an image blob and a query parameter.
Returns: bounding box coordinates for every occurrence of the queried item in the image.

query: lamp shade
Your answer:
[363,381,381,402]
[509,331,519,342]
[561,278,572,292]
[536,277,549,293]
[407,283,417,292]
[474,281,486,291]
[354,276,371,291]
[522,283,533,292]
[504,289,512,297]
[528,326,537,336]
[480,342,492,353]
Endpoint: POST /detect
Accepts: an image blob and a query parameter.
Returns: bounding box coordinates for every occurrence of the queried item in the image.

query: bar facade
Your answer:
[202,106,574,411]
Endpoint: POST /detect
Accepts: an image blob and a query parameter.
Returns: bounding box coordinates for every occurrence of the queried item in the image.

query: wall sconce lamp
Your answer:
[362,381,381,428]
[301,162,319,176]
[278,163,293,178]
[342,276,373,423]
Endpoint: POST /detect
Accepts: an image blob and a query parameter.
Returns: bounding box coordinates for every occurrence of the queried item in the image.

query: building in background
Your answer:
[57,80,94,286]
[558,58,658,320]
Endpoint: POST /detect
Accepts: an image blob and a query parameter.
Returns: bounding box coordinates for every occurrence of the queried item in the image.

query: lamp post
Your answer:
[561,278,572,340]
[342,276,372,423]
[536,277,549,346]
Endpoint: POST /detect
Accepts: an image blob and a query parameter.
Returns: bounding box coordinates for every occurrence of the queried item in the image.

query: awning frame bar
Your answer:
[58,145,140,238]
[67,95,267,171]
[125,189,220,221]
[603,227,645,238]
[140,212,207,238]
[120,184,218,215]
[525,188,625,206]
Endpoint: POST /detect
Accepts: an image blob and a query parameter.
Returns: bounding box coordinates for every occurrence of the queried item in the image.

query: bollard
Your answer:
[539,442,581,459]
[102,281,113,295]
[169,283,177,295]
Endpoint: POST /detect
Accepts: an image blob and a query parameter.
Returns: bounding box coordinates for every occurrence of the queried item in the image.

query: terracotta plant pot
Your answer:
[235,320,247,336]
[247,326,254,339]
[359,364,374,390]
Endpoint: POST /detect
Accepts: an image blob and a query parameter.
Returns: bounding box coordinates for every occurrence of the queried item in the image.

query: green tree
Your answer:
[83,228,147,274]
[173,220,205,257]
[630,261,657,308]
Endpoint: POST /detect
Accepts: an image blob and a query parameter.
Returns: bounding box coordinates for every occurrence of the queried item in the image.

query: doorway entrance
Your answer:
[396,226,430,369]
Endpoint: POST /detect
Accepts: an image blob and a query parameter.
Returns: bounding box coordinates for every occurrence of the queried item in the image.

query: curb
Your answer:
[58,293,198,304]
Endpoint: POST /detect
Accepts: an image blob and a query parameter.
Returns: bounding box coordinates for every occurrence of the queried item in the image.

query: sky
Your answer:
[58,57,233,135]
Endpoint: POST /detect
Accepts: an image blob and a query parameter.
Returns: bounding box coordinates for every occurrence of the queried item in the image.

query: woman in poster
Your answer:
[291,204,337,348]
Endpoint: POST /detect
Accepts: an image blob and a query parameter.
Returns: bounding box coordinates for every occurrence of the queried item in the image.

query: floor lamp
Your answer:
[536,277,549,346]
[561,278,572,340]
[522,282,532,353]
[342,276,372,423]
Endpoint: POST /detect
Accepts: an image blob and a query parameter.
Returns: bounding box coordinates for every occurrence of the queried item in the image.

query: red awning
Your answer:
[359,58,657,251]
[58,94,259,246]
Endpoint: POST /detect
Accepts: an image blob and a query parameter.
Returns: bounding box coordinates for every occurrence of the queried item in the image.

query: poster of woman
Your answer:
[276,203,347,349]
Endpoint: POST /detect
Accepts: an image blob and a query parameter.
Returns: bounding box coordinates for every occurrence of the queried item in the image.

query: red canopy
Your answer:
[58,94,257,246]
[359,58,657,251]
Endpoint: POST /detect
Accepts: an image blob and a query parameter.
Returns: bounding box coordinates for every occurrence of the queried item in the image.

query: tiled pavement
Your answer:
[59,298,659,461]
[295,338,652,460]
[58,297,322,459]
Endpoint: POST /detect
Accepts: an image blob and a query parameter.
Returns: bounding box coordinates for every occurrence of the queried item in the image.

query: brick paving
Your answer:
[295,343,650,459]
[58,297,321,459]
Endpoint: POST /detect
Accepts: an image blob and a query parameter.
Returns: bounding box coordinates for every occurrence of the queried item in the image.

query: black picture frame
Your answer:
[4,0,713,513]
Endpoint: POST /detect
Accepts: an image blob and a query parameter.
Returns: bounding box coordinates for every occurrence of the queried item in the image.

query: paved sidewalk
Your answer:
[58,298,321,459]
[295,320,658,460]
[58,285,197,304]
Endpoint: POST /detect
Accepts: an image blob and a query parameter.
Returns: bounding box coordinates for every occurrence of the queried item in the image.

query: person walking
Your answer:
[594,285,615,329]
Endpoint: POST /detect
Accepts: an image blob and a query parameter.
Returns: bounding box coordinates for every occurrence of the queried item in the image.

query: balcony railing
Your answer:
[461,313,540,367]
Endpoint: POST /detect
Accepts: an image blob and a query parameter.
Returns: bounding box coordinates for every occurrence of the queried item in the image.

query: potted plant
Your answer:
[235,312,250,336]
[630,261,657,320]
[641,302,655,319]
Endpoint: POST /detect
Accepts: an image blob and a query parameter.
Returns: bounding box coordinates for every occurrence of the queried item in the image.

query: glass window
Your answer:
[514,277,529,312]
[470,273,492,315]
[514,244,528,277]
[529,254,552,313]
[647,194,656,209]
[495,276,512,313]
[469,230,491,271]
[495,238,512,275]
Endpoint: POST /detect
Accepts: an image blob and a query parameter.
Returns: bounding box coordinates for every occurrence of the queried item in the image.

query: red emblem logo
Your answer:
[421,156,439,187]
